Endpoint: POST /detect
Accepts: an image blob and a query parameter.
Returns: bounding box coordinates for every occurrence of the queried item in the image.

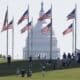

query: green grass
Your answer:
[0,68,80,80]
[0,58,6,63]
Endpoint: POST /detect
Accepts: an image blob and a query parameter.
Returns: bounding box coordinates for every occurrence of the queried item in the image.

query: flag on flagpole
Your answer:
[67,8,75,20]
[41,21,52,33]
[21,21,32,33]
[38,8,52,21]
[63,23,73,35]
[18,9,29,24]
[2,19,13,31]
[1,8,8,31]
[6,19,13,29]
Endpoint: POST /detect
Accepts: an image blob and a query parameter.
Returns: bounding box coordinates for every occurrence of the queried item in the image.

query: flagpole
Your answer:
[72,20,74,54]
[50,5,52,60]
[50,18,52,60]
[27,4,30,73]
[31,18,33,57]
[75,4,77,55]
[6,6,8,57]
[12,18,14,59]
[27,5,29,59]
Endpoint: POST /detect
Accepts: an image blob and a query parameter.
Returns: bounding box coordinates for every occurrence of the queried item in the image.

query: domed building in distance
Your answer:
[23,2,60,60]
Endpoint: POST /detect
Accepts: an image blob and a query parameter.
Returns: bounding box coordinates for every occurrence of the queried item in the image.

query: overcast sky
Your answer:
[0,0,80,59]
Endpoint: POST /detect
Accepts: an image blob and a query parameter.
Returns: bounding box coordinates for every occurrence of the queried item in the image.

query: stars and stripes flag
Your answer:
[18,9,29,24]
[21,21,32,33]
[67,8,75,20]
[38,8,52,21]
[2,19,13,32]
[63,23,73,35]
[6,19,13,30]
[41,21,52,33]
[1,8,8,32]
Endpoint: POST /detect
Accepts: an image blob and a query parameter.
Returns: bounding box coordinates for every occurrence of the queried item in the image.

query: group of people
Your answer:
[15,52,80,77]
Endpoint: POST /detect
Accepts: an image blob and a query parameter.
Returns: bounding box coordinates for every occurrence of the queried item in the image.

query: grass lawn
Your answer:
[0,68,80,80]
[0,58,6,63]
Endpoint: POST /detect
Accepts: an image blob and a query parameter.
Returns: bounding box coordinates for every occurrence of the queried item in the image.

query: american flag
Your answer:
[2,19,13,31]
[18,9,29,24]
[38,8,52,21]
[41,21,52,33]
[21,21,32,33]
[63,24,73,35]
[67,8,75,20]
[1,7,8,32]
[7,19,13,30]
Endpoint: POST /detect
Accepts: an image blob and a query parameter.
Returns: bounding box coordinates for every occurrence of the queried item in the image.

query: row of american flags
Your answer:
[1,6,52,33]
[18,5,52,33]
[1,5,76,35]
[63,8,76,35]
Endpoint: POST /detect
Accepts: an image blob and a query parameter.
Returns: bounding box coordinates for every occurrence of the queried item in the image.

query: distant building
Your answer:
[23,2,60,60]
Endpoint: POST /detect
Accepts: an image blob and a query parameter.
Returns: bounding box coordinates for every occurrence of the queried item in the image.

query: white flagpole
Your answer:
[50,5,52,60]
[74,4,77,55]
[72,20,74,54]
[6,6,8,57]
[31,18,33,57]
[12,18,14,59]
[27,5,29,59]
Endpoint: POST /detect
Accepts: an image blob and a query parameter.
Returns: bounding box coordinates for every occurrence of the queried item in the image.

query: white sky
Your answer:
[0,0,80,59]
